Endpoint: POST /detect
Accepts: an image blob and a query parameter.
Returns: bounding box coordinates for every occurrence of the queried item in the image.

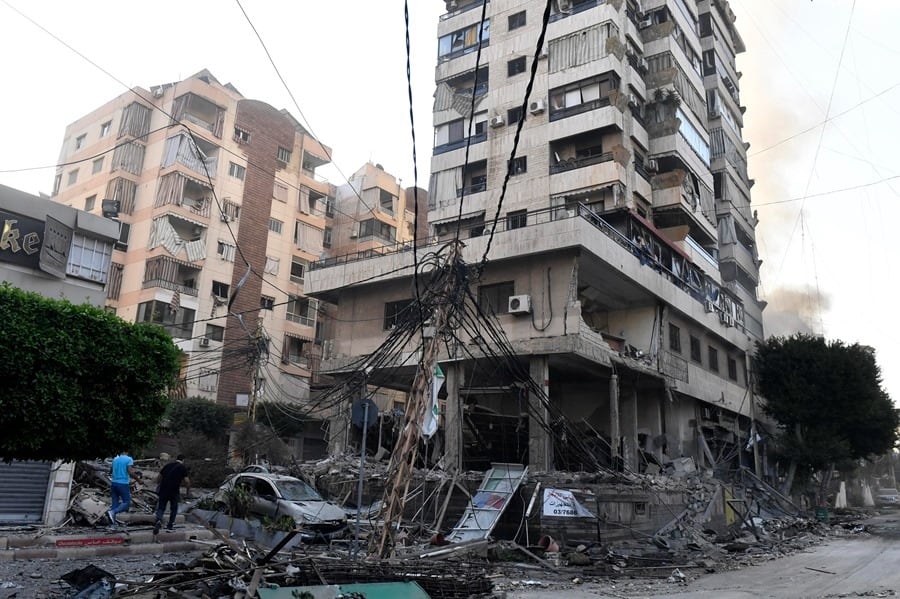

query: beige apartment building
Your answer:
[50,70,420,459]
[307,0,766,474]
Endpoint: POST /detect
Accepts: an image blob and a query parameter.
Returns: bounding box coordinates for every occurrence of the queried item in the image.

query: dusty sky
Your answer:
[0,0,896,401]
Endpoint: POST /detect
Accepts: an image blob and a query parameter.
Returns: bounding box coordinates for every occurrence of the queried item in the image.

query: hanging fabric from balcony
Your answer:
[717,214,737,245]
[428,167,463,209]
[184,239,207,262]
[149,217,184,258]
[549,23,611,73]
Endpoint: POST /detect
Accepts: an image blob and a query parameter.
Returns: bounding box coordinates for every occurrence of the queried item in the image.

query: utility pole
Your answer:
[376,241,462,557]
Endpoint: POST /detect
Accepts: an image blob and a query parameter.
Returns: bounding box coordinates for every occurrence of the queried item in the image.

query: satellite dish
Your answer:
[351,398,378,429]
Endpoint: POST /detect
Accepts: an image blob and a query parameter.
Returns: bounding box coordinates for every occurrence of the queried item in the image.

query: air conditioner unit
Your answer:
[638,17,652,29]
[199,337,210,348]
[646,158,659,173]
[720,312,734,327]
[508,294,532,315]
[529,99,546,115]
[448,0,458,9]
[559,0,572,11]
[704,300,715,313]
[490,114,506,128]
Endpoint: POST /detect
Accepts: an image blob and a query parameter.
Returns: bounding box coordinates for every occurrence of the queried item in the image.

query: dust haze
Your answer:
[762,285,831,337]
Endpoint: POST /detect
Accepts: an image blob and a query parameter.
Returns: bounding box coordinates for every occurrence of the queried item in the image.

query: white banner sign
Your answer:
[542,488,596,518]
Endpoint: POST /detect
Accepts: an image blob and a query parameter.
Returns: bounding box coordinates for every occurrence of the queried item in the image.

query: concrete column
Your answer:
[609,374,620,464]
[528,355,552,472]
[327,384,351,455]
[443,363,462,472]
[622,389,639,472]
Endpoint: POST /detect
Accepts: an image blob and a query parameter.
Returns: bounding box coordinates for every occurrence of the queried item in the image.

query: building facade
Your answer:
[307,0,766,474]
[0,184,119,525]
[50,71,340,433]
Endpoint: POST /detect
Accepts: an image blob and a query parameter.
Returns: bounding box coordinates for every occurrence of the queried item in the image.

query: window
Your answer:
[66,233,113,283]
[67,169,79,186]
[727,357,738,381]
[264,256,280,275]
[268,218,283,234]
[384,299,414,330]
[205,324,225,342]
[100,121,112,137]
[357,218,396,242]
[274,183,288,203]
[708,346,719,372]
[549,72,620,119]
[212,280,230,299]
[508,56,527,77]
[286,296,317,326]
[228,162,246,180]
[260,295,275,310]
[438,20,491,61]
[277,146,292,164]
[379,188,396,214]
[233,127,251,144]
[113,222,131,251]
[222,199,241,221]
[506,210,527,230]
[325,196,335,217]
[478,281,515,315]
[75,134,86,150]
[217,241,236,262]
[136,300,195,339]
[323,226,333,248]
[84,195,96,212]
[283,335,306,365]
[690,335,701,363]
[509,156,527,175]
[668,323,681,353]
[290,257,307,284]
[507,106,524,125]
[92,157,104,175]
[509,10,526,30]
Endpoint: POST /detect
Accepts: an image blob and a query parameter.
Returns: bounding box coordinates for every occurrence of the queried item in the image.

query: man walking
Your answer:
[154,454,191,535]
[108,450,135,526]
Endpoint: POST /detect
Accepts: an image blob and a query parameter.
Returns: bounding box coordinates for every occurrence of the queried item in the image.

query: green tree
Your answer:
[167,395,233,441]
[754,334,899,496]
[0,284,182,461]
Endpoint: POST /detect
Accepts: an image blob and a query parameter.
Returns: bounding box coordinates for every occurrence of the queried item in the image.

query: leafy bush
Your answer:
[0,284,181,461]
[167,396,233,442]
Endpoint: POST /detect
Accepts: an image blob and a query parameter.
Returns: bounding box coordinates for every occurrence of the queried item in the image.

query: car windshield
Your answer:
[276,479,323,502]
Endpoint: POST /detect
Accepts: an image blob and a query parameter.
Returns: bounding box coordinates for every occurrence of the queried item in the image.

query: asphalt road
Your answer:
[510,513,900,599]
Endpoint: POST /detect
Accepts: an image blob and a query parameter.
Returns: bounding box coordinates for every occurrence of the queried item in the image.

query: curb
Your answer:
[0,527,217,562]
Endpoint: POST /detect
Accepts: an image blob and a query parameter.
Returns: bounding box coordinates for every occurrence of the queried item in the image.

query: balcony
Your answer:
[155,172,213,219]
[550,96,612,122]
[172,93,225,138]
[142,255,202,296]
[161,133,219,179]
[433,130,487,155]
[440,0,486,21]
[550,150,614,174]
[550,0,606,22]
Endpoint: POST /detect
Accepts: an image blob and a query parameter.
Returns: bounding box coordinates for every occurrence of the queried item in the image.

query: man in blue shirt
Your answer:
[108,451,135,526]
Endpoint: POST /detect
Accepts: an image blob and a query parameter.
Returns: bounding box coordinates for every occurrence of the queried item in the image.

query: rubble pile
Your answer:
[68,460,163,526]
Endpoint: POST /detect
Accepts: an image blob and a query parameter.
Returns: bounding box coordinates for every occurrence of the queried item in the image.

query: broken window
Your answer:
[478,281,515,315]
[212,280,229,300]
[550,71,619,120]
[282,335,307,366]
[67,233,113,284]
[172,93,225,138]
[290,257,307,284]
[260,295,275,311]
[509,156,527,175]
[384,299,414,330]
[507,56,527,77]
[379,188,397,215]
[438,19,490,61]
[136,300,195,339]
[233,127,251,145]
[217,241,236,262]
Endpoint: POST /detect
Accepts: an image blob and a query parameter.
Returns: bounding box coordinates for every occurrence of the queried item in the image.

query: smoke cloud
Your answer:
[762,285,831,338]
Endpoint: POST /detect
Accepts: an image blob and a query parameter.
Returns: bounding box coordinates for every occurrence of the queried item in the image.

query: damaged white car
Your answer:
[215,472,347,542]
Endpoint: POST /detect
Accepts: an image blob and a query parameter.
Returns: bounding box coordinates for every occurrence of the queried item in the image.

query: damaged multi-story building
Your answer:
[49,70,425,460]
[307,0,767,476]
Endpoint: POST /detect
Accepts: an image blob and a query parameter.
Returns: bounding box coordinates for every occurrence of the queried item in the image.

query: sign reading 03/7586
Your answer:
[0,211,43,269]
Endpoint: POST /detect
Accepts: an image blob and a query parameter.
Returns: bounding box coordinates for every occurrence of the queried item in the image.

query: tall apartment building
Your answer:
[50,70,340,429]
[307,0,765,473]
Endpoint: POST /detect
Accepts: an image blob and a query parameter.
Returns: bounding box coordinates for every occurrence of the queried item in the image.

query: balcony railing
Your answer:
[142,279,199,296]
[434,131,487,155]
[440,0,487,21]
[310,202,746,333]
[457,181,487,197]
[549,151,613,174]
[550,0,605,22]
[549,96,612,122]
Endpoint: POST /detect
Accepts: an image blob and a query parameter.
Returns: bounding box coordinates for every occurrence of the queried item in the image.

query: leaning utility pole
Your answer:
[376,241,463,557]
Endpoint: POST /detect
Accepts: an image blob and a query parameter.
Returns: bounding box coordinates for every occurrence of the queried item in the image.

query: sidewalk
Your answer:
[0,513,217,562]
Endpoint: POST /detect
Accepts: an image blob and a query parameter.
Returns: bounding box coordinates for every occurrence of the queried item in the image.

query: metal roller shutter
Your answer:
[0,461,52,523]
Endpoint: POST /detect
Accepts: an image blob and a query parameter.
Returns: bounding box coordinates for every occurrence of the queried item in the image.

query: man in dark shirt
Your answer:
[153,455,191,535]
